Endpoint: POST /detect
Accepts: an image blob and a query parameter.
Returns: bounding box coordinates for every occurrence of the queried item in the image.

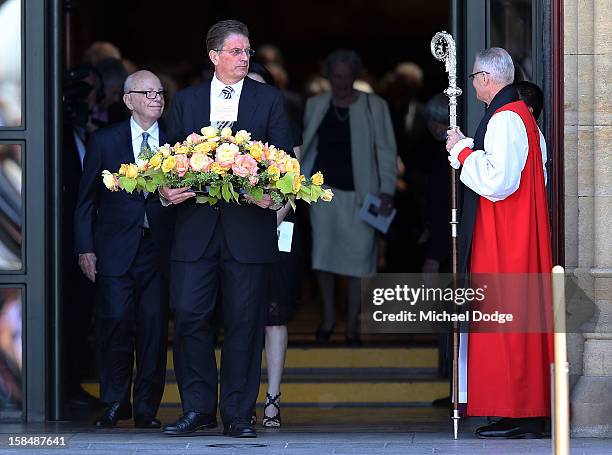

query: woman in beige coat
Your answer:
[301,50,397,344]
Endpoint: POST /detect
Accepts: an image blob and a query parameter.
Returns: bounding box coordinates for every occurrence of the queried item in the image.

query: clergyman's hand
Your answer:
[446,127,466,152]
[78,253,97,283]
[159,186,195,205]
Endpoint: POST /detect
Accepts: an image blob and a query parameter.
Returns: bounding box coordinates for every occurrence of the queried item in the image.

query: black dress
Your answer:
[266,116,303,326]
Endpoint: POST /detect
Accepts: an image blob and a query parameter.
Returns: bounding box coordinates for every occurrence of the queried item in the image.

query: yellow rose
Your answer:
[175,145,190,154]
[285,158,300,174]
[102,170,117,191]
[311,171,324,186]
[234,130,251,145]
[149,153,163,170]
[292,174,305,193]
[208,141,219,151]
[210,162,228,175]
[118,163,129,176]
[193,142,212,154]
[201,126,217,139]
[189,153,207,172]
[125,163,139,179]
[220,127,233,139]
[267,165,280,181]
[161,156,176,173]
[267,145,278,162]
[322,188,334,202]
[157,145,171,157]
[249,142,263,161]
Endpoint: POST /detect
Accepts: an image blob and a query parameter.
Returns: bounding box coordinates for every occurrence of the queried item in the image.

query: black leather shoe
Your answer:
[476,417,545,439]
[315,326,334,344]
[163,411,217,436]
[93,402,132,427]
[134,417,162,429]
[223,419,257,438]
[66,387,105,410]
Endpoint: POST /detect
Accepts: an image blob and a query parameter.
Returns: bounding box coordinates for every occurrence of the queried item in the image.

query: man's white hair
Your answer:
[474,47,514,85]
[123,70,158,93]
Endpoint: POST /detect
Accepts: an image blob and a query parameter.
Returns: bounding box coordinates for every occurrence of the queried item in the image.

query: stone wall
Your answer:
[565,0,612,438]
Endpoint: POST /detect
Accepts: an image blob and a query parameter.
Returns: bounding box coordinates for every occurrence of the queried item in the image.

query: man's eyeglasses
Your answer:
[127,90,167,99]
[215,48,255,57]
[468,71,490,80]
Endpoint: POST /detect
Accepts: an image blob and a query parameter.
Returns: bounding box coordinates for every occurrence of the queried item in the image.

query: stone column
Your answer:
[569,0,612,438]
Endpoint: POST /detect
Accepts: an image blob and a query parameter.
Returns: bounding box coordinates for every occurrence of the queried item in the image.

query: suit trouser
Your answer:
[96,234,168,419]
[171,221,267,423]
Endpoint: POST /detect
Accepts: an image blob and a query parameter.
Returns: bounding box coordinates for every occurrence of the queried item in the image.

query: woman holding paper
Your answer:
[301,50,397,345]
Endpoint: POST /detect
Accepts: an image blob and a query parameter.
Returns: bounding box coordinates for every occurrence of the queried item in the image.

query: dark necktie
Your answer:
[140,131,150,227]
[140,131,150,154]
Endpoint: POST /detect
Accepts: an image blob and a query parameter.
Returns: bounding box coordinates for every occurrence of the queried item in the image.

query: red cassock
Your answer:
[460,100,553,418]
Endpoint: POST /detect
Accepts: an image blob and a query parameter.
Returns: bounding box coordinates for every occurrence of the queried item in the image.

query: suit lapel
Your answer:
[236,77,257,132]
[118,119,136,164]
[194,80,212,131]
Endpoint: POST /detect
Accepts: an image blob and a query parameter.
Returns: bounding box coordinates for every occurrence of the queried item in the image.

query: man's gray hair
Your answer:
[474,47,514,85]
[123,70,158,93]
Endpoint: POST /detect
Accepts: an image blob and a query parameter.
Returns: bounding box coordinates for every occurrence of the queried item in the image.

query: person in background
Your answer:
[514,80,544,120]
[247,61,302,428]
[301,49,396,345]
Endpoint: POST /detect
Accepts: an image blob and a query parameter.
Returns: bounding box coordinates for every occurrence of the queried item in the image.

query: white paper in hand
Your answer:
[277,221,294,252]
[358,193,396,234]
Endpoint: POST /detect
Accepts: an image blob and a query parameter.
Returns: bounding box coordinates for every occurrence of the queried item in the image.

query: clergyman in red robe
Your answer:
[446,47,553,439]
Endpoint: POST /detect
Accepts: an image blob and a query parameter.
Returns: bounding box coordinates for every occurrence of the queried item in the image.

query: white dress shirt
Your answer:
[209,73,243,123]
[449,110,547,202]
[130,117,159,228]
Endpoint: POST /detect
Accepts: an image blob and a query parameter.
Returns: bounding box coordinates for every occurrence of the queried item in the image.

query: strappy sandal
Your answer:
[262,392,281,428]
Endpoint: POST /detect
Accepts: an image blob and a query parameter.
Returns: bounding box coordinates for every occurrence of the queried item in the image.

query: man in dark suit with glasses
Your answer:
[75,70,174,429]
[160,19,292,438]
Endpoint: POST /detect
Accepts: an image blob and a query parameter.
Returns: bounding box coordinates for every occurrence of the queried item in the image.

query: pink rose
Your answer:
[232,154,259,178]
[187,132,204,145]
[175,154,190,177]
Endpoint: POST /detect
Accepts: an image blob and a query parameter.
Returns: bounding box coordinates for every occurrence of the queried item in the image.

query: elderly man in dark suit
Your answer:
[160,20,293,438]
[74,70,174,429]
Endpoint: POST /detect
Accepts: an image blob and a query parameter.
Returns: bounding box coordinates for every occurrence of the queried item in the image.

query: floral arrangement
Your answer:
[102,125,333,209]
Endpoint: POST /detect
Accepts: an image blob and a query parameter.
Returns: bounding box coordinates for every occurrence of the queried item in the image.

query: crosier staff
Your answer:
[431,30,462,440]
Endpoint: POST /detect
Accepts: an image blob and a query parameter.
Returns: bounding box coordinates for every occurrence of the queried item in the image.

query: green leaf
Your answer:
[196,196,218,205]
[151,172,166,186]
[221,183,231,202]
[119,177,137,193]
[145,180,158,192]
[310,184,323,201]
[248,187,264,201]
[298,185,312,202]
[136,176,147,190]
[287,196,296,211]
[209,185,220,198]
[276,173,294,195]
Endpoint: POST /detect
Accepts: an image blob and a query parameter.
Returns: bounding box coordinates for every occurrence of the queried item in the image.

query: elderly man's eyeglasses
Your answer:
[127,90,167,99]
[468,71,490,80]
[215,48,255,57]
